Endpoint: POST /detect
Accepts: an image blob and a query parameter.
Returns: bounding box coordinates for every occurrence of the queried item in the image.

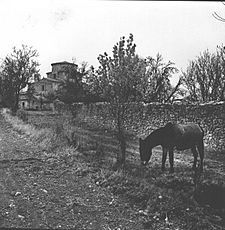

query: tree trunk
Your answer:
[115,111,126,167]
[12,93,19,115]
[69,103,77,118]
[117,129,126,165]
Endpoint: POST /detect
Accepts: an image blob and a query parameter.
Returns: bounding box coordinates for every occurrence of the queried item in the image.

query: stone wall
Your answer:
[55,101,225,152]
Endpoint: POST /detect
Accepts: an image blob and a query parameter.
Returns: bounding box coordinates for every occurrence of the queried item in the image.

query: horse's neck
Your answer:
[147,129,163,148]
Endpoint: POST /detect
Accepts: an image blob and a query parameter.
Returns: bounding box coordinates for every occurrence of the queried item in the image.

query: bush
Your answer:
[16,109,28,122]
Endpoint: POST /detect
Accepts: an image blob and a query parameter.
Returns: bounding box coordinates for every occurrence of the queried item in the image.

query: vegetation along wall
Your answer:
[55,101,225,152]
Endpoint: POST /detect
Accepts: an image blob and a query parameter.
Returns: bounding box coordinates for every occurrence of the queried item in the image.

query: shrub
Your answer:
[16,109,28,122]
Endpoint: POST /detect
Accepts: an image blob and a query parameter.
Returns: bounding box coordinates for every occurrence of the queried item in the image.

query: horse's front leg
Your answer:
[161,147,167,171]
[191,146,198,169]
[169,148,174,173]
[197,140,204,172]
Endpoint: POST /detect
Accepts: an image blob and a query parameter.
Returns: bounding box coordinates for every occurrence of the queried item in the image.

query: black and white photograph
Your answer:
[0,1,224,229]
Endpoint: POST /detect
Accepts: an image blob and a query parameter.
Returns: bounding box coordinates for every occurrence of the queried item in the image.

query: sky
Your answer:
[0,0,225,85]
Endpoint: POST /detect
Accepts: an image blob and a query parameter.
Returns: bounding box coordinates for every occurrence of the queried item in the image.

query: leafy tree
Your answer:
[0,45,40,113]
[182,46,225,102]
[57,62,88,105]
[44,91,57,103]
[88,34,147,166]
[0,72,15,108]
[87,34,181,166]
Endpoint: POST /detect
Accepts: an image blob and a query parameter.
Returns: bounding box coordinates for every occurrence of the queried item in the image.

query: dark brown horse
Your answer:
[139,122,204,173]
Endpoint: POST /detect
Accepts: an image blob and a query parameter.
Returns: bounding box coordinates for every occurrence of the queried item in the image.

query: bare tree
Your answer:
[182,46,225,102]
[213,2,225,22]
[140,54,179,103]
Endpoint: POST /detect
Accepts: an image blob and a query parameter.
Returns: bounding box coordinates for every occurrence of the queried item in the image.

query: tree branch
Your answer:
[165,77,182,103]
[213,12,225,22]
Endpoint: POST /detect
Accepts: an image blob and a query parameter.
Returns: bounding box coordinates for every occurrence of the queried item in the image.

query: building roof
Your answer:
[33,77,63,84]
[51,61,77,66]
[44,77,63,83]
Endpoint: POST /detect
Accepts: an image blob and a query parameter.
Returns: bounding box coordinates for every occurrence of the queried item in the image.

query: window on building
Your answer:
[42,85,45,91]
[53,74,56,79]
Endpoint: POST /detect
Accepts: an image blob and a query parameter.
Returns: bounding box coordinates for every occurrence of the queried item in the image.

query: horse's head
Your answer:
[139,138,152,166]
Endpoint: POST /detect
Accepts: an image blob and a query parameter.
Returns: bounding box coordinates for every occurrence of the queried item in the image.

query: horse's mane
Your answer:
[143,122,176,146]
[145,126,164,143]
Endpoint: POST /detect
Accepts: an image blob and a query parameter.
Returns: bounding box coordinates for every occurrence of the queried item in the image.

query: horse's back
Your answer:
[178,123,203,135]
[164,122,203,150]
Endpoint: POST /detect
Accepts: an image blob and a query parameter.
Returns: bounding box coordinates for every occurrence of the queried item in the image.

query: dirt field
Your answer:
[0,110,225,229]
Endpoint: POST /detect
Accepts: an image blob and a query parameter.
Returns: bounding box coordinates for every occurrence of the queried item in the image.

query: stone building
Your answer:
[19,61,77,110]
[46,61,77,81]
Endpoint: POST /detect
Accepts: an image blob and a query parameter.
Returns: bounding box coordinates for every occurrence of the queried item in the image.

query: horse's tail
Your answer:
[197,130,204,171]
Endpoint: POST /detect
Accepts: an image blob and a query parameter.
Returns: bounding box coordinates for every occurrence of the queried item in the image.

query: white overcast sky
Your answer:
[0,0,225,85]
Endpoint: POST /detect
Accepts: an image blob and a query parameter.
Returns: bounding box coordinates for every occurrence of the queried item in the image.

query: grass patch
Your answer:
[1,109,84,166]
[1,109,65,152]
[2,108,37,134]
[92,162,225,229]
[22,110,225,229]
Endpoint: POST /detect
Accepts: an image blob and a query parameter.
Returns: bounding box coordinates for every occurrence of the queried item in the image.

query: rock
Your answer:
[18,215,25,220]
[40,188,48,193]
[15,192,22,197]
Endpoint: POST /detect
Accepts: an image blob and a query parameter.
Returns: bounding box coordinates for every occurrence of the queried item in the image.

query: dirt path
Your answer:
[0,114,143,229]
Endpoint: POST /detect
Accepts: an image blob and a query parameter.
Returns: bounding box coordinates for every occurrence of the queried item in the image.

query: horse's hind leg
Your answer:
[161,147,167,171]
[197,139,204,172]
[169,148,174,173]
[191,146,198,169]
